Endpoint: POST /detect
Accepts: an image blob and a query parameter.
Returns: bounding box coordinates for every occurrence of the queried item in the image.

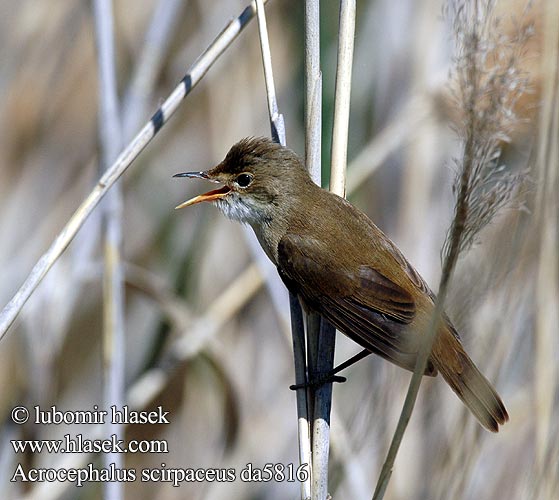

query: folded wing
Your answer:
[277,234,437,375]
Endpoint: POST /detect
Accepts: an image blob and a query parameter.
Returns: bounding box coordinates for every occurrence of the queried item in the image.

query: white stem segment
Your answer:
[255,0,285,145]
[329,0,356,197]
[305,0,322,185]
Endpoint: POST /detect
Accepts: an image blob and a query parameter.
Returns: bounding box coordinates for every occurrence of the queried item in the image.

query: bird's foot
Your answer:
[288,348,371,391]
[289,373,346,391]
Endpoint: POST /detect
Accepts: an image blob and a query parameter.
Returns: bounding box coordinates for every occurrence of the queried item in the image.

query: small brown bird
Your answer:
[174,137,508,432]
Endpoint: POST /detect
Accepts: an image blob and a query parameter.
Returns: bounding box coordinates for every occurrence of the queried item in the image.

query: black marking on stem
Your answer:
[239,5,255,28]
[271,122,280,144]
[182,74,192,94]
[151,108,164,134]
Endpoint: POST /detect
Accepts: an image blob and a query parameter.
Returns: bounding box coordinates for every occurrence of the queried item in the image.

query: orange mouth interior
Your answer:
[175,185,231,209]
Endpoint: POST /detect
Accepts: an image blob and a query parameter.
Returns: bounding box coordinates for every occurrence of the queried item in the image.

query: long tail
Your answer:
[431,328,509,432]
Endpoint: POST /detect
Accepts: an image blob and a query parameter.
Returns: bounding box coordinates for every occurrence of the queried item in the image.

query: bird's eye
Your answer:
[236,173,253,188]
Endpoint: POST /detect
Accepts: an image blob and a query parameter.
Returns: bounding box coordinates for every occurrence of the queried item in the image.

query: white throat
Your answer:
[214,193,264,226]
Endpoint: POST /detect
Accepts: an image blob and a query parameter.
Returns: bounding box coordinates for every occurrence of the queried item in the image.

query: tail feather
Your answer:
[432,329,509,432]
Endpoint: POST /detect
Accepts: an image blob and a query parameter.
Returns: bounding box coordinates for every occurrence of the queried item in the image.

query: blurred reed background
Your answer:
[0,0,556,499]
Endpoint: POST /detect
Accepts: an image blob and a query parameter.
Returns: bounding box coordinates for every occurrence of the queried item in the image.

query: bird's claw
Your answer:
[289,374,346,391]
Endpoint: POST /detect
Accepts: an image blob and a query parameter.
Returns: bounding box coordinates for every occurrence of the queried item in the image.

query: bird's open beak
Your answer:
[173,171,231,209]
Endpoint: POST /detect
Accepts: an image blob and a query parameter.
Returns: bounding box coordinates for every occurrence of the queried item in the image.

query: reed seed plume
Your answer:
[442,0,532,264]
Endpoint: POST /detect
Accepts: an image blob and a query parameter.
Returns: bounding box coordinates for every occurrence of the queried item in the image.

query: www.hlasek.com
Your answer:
[12,434,167,454]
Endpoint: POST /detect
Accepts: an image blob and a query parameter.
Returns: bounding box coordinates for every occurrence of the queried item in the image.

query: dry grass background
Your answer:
[0,0,556,499]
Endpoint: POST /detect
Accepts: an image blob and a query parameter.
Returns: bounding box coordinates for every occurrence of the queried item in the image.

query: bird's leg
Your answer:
[289,348,372,390]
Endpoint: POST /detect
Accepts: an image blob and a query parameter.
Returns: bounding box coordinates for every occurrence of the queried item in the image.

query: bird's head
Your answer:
[174,137,311,226]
